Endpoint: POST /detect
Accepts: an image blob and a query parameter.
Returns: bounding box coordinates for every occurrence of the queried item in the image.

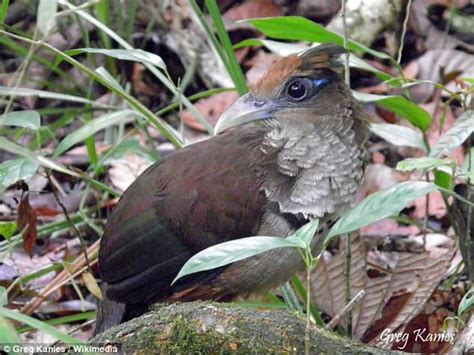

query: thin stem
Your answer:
[397,0,412,65]
[305,260,311,355]
[341,0,350,86]
[344,234,352,337]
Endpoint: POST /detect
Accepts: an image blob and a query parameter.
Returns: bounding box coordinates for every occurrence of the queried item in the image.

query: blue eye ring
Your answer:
[312,78,329,88]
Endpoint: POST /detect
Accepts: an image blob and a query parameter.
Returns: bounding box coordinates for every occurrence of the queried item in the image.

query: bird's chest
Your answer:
[258,120,366,220]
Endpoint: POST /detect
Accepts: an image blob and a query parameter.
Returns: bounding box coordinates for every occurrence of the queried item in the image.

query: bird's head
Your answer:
[214,43,353,135]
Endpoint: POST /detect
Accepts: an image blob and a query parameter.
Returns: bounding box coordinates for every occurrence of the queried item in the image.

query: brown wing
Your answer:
[99,128,268,304]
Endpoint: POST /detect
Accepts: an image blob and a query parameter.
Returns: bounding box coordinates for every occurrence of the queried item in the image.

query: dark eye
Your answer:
[287,79,309,100]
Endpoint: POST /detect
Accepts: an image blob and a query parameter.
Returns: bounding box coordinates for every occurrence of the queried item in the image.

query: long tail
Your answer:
[93,294,126,336]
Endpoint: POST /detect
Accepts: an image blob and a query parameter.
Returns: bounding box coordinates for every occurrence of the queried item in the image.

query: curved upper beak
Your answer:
[214,93,276,135]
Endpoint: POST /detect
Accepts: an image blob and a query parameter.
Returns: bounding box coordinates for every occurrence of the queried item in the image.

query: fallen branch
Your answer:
[91,301,398,354]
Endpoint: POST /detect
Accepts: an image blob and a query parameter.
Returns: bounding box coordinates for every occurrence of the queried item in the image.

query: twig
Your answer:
[21,240,99,316]
[341,0,352,336]
[325,290,366,330]
[397,0,412,65]
[345,234,352,336]
[341,0,350,85]
[305,265,311,355]
[45,170,91,271]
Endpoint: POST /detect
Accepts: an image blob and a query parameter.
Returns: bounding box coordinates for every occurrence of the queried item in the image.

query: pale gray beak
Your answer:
[214,93,276,135]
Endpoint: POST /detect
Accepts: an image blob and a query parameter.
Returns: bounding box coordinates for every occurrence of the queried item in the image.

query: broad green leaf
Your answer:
[396,157,455,172]
[173,236,301,284]
[0,307,85,347]
[235,39,394,83]
[429,110,474,158]
[434,170,453,190]
[67,48,166,70]
[355,92,432,132]
[326,182,438,241]
[0,110,41,130]
[247,16,391,59]
[0,87,112,107]
[0,222,17,241]
[37,0,57,35]
[0,159,39,192]
[371,123,427,151]
[462,78,474,84]
[54,110,134,157]
[0,314,21,352]
[458,287,474,316]
[288,219,319,249]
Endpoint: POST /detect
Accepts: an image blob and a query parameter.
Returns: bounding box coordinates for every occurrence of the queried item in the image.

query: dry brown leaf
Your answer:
[17,193,37,256]
[405,49,474,102]
[107,154,153,192]
[311,233,454,347]
[82,271,103,300]
[311,235,367,321]
[223,0,282,21]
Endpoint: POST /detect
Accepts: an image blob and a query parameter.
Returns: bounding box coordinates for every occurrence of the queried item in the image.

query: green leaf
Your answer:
[0,110,41,130]
[371,123,427,151]
[434,170,453,190]
[288,219,319,249]
[0,86,112,107]
[396,157,455,172]
[355,92,432,132]
[173,236,301,284]
[0,314,21,352]
[0,222,17,241]
[0,286,7,307]
[0,307,85,347]
[0,137,120,197]
[95,66,123,90]
[59,0,212,136]
[0,159,39,192]
[326,182,438,241]
[0,0,10,24]
[37,0,57,35]
[17,311,96,334]
[349,55,395,84]
[54,109,134,157]
[429,110,474,158]
[247,16,391,59]
[204,0,247,95]
[458,287,474,316]
[103,138,154,161]
[66,48,166,70]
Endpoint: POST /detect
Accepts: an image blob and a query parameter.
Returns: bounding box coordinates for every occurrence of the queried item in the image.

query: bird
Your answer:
[94,43,369,334]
